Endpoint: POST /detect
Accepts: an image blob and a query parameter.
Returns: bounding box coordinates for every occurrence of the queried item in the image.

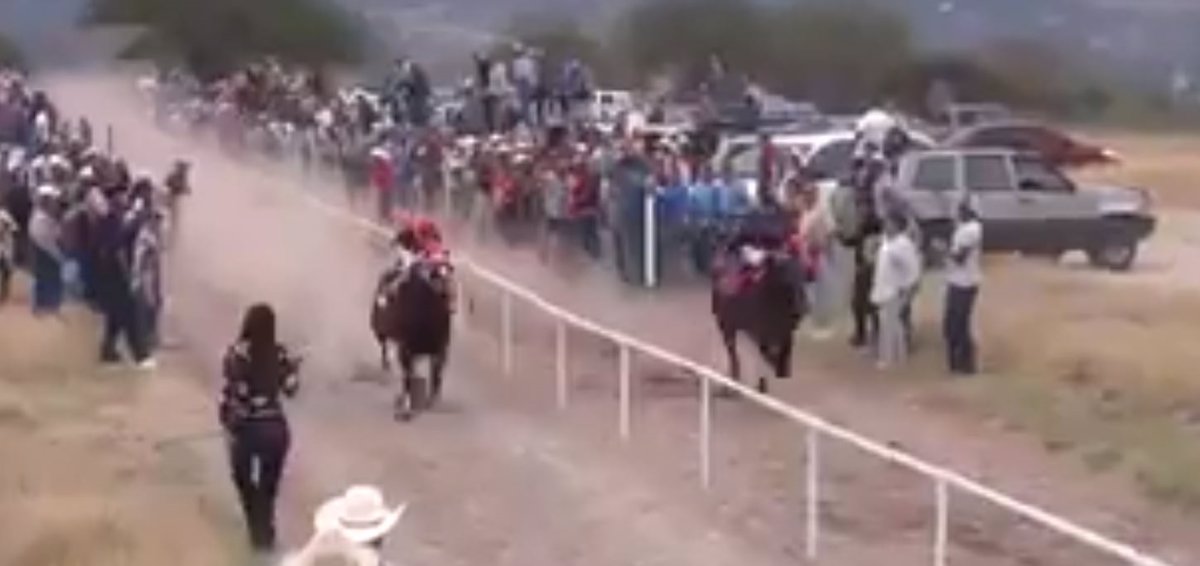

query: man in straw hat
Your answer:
[282,485,407,566]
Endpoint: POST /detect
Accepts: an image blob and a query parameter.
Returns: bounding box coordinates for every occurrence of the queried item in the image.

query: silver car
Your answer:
[894,148,1155,271]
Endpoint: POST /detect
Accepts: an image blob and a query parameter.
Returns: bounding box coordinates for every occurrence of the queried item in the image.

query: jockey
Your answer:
[387,213,449,273]
[716,211,811,304]
[383,212,456,312]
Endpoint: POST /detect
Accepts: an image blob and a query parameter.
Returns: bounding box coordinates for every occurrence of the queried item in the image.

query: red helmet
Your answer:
[413,217,441,243]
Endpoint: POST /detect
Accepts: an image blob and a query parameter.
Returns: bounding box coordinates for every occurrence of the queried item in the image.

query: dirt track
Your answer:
[44,72,1199,566]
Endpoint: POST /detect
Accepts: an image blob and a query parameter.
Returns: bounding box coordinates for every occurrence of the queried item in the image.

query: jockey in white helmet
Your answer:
[853,107,898,161]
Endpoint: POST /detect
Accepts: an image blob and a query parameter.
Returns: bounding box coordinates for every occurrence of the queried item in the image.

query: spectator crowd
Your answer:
[1,68,189,369]
[141,50,981,376]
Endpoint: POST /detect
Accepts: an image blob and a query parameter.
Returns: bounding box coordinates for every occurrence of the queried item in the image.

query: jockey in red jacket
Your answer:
[387,212,456,311]
[390,212,446,257]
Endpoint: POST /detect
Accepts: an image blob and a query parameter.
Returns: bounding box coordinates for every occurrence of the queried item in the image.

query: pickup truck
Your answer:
[894,148,1156,271]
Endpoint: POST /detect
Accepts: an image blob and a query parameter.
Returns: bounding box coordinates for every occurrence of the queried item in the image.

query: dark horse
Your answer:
[371,258,455,421]
[711,225,808,394]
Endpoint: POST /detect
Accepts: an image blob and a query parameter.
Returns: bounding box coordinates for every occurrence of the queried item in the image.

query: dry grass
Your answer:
[0,280,243,566]
[897,256,1200,512]
[1082,131,1200,209]
[848,128,1200,513]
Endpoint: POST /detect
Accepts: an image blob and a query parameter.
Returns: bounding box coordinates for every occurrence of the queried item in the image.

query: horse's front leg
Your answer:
[429,351,447,407]
[379,339,391,372]
[754,340,777,394]
[394,350,415,422]
[719,326,740,397]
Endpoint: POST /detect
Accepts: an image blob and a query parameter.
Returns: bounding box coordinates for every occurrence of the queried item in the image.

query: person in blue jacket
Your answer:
[608,139,653,285]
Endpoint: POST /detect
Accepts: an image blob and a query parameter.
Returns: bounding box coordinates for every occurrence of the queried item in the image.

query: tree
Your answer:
[0,33,24,70]
[84,0,366,79]
[763,0,914,111]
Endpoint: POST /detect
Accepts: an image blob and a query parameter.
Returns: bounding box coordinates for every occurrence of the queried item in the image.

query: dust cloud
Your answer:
[42,71,397,386]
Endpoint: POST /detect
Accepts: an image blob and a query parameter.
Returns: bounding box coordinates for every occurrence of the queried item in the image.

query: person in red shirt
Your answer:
[565,152,601,258]
[757,132,780,208]
[370,147,395,221]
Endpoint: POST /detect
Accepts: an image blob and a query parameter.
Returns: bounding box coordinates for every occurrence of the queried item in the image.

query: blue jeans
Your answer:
[943,284,978,374]
[32,247,64,315]
[0,256,11,302]
[135,296,161,353]
[101,288,149,363]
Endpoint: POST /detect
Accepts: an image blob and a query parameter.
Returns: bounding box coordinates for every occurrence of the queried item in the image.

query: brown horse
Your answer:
[711,242,808,394]
[371,259,455,421]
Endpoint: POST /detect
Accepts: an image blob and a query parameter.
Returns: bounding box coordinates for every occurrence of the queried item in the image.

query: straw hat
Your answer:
[314,485,407,544]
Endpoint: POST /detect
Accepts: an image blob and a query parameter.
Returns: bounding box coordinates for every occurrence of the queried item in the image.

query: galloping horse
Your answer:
[711,217,809,394]
[370,257,455,421]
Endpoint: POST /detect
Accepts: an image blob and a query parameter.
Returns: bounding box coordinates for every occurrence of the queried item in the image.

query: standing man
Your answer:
[164,160,190,247]
[944,201,982,375]
[28,185,65,316]
[871,212,919,370]
[131,209,164,353]
[512,47,540,127]
[95,186,153,368]
[370,146,395,221]
[0,204,15,303]
[608,139,654,285]
[756,132,780,208]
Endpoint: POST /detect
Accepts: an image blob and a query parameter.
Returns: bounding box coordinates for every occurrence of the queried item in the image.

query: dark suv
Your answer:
[894,149,1155,271]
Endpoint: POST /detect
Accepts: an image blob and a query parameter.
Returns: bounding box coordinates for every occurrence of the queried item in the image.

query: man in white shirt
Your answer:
[871,213,920,369]
[944,201,983,375]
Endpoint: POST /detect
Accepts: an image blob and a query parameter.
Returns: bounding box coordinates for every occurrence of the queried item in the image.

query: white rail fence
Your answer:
[105,115,1175,566]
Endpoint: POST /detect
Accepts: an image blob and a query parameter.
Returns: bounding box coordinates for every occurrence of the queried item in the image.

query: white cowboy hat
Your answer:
[314,485,406,544]
[36,184,61,199]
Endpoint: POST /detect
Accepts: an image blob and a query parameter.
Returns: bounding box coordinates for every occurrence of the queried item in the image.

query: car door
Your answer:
[1011,154,1100,251]
[962,153,1027,252]
[903,153,959,219]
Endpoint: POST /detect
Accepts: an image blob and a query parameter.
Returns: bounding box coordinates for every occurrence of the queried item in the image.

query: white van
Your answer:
[590,89,635,125]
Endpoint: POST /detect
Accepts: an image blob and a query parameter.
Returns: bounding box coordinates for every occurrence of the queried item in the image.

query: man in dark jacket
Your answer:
[94,189,152,367]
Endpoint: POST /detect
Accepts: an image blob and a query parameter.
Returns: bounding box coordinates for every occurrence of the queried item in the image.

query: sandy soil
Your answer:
[25,70,1200,566]
[0,282,244,566]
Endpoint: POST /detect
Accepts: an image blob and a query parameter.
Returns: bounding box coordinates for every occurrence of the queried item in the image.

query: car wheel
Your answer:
[1088,239,1138,271]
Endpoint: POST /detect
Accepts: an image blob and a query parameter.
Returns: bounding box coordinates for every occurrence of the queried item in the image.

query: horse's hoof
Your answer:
[393,396,411,421]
